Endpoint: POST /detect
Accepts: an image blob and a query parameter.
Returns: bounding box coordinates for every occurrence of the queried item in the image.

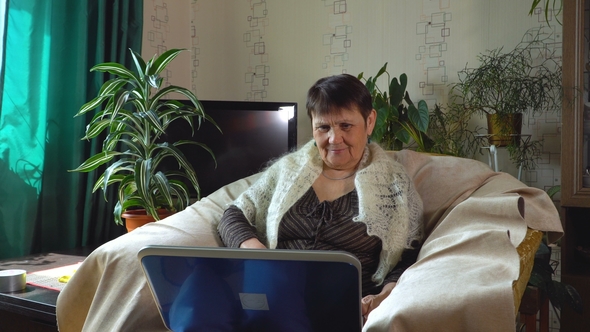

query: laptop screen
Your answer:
[139,246,362,332]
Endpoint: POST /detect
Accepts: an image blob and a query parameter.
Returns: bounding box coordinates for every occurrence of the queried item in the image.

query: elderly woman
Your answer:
[217,74,424,320]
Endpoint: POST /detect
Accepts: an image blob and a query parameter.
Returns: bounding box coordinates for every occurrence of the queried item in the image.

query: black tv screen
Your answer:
[159,100,298,199]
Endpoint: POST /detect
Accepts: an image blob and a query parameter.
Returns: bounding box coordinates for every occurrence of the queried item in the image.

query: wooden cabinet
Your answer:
[561,0,590,330]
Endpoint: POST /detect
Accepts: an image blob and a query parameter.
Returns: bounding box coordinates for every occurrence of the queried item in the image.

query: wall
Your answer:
[142,0,562,192]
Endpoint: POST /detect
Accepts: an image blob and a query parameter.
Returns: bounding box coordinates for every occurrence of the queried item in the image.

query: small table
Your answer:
[0,250,90,331]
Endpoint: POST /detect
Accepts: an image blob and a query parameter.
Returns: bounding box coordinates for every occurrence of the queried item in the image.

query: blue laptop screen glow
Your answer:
[140,253,361,332]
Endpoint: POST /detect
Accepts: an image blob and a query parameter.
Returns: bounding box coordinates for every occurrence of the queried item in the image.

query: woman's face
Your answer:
[312,107,376,171]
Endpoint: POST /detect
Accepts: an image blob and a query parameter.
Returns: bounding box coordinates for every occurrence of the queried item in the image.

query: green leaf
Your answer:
[375,63,388,79]
[91,62,138,82]
[82,118,111,140]
[389,76,405,107]
[114,201,124,225]
[119,138,147,157]
[134,158,152,204]
[365,78,375,95]
[129,49,147,80]
[148,48,185,76]
[153,171,174,208]
[69,151,120,172]
[166,171,200,199]
[408,100,430,132]
[76,95,110,117]
[99,159,131,200]
[92,173,126,194]
[150,85,201,113]
[117,175,138,203]
[371,106,389,143]
[395,128,410,144]
[140,109,166,135]
[154,144,200,191]
[113,91,133,116]
[120,197,144,212]
[546,185,561,199]
[97,78,129,98]
[147,74,162,89]
[169,179,190,201]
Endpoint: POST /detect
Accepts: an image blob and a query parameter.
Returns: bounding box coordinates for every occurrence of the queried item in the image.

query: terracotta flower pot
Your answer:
[121,209,174,232]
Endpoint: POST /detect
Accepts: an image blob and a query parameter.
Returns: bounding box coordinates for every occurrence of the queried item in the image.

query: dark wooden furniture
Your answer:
[0,252,88,332]
[561,0,590,330]
[518,286,550,332]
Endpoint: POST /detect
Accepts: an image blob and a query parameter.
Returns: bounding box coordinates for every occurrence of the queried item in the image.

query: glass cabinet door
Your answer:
[562,0,590,205]
[585,0,590,188]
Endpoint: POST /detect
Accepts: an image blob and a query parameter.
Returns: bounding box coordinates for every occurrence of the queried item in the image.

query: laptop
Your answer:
[138,245,363,332]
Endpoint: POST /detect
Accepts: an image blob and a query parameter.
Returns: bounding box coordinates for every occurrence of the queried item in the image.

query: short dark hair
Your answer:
[306,74,373,121]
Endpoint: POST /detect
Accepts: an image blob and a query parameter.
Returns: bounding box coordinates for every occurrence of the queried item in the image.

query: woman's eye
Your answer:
[317,125,330,132]
[340,123,352,130]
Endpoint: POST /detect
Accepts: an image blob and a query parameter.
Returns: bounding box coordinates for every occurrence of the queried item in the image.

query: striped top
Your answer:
[218,187,419,296]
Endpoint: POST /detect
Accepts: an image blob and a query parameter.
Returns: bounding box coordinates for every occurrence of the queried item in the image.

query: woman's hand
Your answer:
[239,237,267,249]
[361,282,396,323]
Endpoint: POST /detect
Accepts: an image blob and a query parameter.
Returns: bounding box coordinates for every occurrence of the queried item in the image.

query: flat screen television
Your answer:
[158,100,298,199]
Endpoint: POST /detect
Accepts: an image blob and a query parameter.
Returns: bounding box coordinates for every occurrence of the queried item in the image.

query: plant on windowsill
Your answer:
[70,48,218,231]
[358,63,433,151]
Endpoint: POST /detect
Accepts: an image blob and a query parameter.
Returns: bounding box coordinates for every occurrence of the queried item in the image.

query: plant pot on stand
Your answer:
[486,113,523,147]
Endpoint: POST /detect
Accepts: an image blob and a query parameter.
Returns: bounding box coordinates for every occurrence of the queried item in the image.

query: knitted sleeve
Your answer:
[217,205,259,248]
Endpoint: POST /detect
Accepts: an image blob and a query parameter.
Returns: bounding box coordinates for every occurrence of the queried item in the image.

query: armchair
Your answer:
[56,150,562,331]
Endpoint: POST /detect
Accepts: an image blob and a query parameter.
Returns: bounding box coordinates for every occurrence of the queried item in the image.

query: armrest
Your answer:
[513,228,543,313]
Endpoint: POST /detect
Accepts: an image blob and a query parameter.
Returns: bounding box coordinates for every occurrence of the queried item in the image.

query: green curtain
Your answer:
[0,0,142,259]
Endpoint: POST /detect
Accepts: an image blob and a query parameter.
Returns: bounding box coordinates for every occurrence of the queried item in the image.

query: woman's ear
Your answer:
[367,109,377,135]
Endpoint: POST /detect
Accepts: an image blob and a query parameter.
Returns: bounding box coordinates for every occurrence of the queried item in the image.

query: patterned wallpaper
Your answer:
[141,0,563,193]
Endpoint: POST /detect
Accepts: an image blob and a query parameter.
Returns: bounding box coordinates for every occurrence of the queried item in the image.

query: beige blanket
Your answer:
[56,150,563,332]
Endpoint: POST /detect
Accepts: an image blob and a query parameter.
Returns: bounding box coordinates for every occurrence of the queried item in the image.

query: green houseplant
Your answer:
[449,29,561,171]
[70,48,218,227]
[358,63,431,151]
[427,103,483,158]
[450,30,562,146]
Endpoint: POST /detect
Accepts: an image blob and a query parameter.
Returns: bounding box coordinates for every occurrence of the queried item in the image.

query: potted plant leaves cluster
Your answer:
[427,103,484,158]
[358,63,432,151]
[450,28,562,169]
[70,48,218,231]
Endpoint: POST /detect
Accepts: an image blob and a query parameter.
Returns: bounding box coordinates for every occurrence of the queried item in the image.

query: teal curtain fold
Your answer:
[0,0,142,259]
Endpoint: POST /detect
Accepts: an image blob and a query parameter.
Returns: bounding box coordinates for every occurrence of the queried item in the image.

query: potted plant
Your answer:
[450,29,562,147]
[427,103,484,158]
[70,48,218,231]
[358,63,432,151]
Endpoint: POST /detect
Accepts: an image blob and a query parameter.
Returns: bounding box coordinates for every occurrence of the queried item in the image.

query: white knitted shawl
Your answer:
[234,140,423,285]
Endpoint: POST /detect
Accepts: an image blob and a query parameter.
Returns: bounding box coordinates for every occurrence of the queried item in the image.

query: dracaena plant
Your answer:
[70,48,218,225]
[358,63,432,151]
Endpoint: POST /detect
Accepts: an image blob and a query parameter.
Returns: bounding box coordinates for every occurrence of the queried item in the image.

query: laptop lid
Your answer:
[138,245,362,332]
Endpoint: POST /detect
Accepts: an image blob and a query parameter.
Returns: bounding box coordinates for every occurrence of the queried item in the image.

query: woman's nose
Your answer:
[328,128,343,144]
